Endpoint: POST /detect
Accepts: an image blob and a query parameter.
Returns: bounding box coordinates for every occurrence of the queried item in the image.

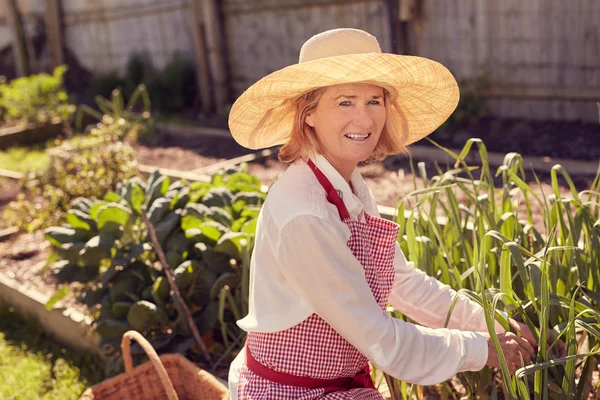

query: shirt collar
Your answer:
[308,152,370,220]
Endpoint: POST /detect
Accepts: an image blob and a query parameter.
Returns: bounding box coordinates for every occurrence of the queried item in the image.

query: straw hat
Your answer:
[228,28,459,150]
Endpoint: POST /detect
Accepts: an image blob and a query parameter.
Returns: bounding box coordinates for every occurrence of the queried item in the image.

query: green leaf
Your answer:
[43,226,90,247]
[214,231,250,258]
[144,170,161,194]
[210,272,240,299]
[206,206,233,227]
[153,211,181,245]
[181,214,203,231]
[168,180,186,192]
[211,174,224,186]
[97,202,132,229]
[145,175,170,209]
[58,241,85,264]
[232,191,265,214]
[189,182,213,202]
[126,182,145,214]
[241,218,257,235]
[152,276,170,301]
[189,267,218,308]
[170,186,190,210]
[226,173,262,194]
[89,201,107,221]
[108,276,140,303]
[240,206,261,219]
[96,319,130,339]
[127,300,165,332]
[201,248,232,275]
[66,209,95,231]
[185,221,227,246]
[148,197,171,225]
[82,286,108,308]
[51,261,98,283]
[79,235,114,266]
[202,187,233,208]
[231,217,248,232]
[112,301,134,318]
[165,231,190,255]
[104,191,122,203]
[173,260,200,291]
[45,286,71,310]
[193,300,219,336]
[71,197,94,213]
[184,202,210,219]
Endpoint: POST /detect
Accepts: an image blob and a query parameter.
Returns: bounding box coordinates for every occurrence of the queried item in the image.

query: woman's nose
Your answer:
[352,106,374,130]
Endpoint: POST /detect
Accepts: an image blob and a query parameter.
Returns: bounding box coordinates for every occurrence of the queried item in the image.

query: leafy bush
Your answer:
[43,165,263,372]
[438,72,490,131]
[383,140,600,399]
[1,142,138,232]
[0,65,74,125]
[1,85,155,233]
[102,53,197,114]
[87,74,124,101]
[76,85,155,145]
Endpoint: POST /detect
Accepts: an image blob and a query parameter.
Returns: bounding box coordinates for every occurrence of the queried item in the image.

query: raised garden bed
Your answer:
[1,134,598,398]
[0,232,101,358]
[0,118,64,150]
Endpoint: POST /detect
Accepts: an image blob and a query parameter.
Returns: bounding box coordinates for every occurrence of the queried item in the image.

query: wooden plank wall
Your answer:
[60,0,196,75]
[415,0,600,121]
[0,0,52,76]
[222,0,392,97]
[1,0,598,121]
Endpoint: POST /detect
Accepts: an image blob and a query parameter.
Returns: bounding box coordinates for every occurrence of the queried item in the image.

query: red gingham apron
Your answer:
[237,159,400,399]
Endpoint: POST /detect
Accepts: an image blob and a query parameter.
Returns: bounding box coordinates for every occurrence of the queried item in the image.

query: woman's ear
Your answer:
[305,113,315,128]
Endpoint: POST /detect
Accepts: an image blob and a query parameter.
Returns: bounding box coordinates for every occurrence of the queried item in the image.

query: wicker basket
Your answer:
[80,330,230,400]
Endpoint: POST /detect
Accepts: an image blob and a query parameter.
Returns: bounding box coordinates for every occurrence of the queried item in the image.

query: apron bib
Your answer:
[237,160,400,399]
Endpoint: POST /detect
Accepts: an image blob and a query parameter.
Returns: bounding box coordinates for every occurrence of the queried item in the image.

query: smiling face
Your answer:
[305,83,386,181]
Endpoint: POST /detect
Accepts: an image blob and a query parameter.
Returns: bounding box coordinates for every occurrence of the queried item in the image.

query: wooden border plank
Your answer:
[0,271,101,356]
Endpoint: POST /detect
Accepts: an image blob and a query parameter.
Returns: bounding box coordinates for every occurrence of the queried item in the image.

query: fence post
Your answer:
[45,0,64,68]
[475,0,489,72]
[189,0,213,114]
[199,0,229,112]
[386,0,401,54]
[5,0,30,76]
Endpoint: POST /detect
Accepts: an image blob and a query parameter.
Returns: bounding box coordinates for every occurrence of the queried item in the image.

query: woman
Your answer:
[227,28,540,399]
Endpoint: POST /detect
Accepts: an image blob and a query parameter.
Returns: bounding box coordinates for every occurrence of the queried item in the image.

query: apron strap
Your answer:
[306,159,351,220]
[245,345,376,394]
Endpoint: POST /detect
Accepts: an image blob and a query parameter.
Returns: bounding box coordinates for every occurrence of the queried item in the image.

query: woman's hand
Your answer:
[509,318,567,359]
[482,331,536,375]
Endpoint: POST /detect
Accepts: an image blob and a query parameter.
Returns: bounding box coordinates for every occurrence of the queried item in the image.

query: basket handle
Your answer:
[121,330,179,400]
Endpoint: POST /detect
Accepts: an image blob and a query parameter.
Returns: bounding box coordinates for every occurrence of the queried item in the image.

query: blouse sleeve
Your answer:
[387,243,506,334]
[275,214,489,385]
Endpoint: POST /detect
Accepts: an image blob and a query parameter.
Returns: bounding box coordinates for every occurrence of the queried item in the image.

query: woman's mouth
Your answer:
[344,133,371,141]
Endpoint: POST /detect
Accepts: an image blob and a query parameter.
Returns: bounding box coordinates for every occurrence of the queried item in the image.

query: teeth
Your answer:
[345,133,370,140]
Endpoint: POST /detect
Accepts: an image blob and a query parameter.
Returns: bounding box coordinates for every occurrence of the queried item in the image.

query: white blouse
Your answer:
[229,154,503,396]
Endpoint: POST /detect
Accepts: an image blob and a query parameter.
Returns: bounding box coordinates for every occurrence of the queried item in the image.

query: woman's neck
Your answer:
[320,153,355,185]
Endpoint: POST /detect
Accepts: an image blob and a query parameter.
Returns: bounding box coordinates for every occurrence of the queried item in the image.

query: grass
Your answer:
[0,145,50,173]
[0,133,96,173]
[0,306,104,400]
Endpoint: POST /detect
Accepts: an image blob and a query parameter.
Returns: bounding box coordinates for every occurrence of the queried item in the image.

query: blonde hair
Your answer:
[278,87,408,165]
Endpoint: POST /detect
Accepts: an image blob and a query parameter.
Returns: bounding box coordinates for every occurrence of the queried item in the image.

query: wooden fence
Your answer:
[0,0,598,121]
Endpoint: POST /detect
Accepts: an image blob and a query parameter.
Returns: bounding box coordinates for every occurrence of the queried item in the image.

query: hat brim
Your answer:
[228,53,459,150]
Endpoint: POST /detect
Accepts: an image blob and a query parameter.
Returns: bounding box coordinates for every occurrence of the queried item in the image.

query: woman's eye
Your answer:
[369,100,381,105]
[339,101,351,106]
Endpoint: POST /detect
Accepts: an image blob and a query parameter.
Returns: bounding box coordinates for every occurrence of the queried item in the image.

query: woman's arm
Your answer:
[388,243,506,333]
[276,215,488,385]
